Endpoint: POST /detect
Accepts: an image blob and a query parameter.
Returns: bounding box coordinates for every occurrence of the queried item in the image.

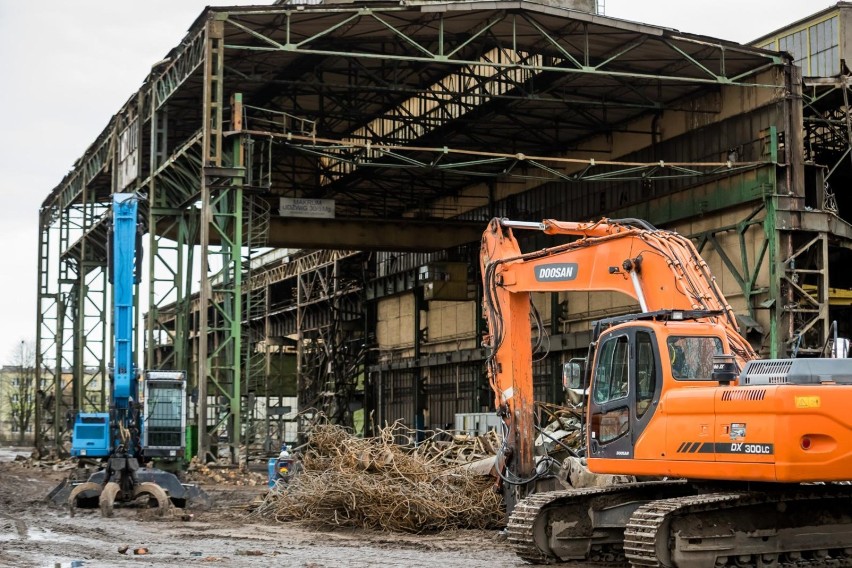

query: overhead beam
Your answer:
[266,217,483,251]
[776,208,852,250]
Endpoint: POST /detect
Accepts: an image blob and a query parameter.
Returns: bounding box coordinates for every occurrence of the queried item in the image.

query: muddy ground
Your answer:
[0,448,524,568]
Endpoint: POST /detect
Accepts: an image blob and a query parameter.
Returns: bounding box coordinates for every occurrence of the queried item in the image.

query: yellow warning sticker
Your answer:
[795,396,821,409]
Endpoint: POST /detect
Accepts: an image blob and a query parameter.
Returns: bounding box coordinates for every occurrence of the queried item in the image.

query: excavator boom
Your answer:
[481,217,755,480]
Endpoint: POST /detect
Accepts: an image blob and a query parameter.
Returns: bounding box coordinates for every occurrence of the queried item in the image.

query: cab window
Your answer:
[667,336,722,380]
[592,335,629,404]
[636,331,656,417]
[591,407,629,444]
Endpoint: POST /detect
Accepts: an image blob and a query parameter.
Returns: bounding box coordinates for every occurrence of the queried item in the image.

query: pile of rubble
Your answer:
[534,402,584,460]
[185,458,267,487]
[7,451,78,473]
[252,422,505,533]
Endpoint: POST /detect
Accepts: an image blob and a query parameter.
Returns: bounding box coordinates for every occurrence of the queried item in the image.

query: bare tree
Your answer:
[7,340,36,443]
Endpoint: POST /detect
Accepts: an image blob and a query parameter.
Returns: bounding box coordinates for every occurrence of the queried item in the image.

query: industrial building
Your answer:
[35,0,852,463]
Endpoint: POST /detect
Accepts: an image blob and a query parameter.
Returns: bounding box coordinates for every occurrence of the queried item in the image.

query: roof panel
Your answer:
[43,1,786,219]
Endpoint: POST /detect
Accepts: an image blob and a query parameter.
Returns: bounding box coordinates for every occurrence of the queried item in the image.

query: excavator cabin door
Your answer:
[587,326,662,459]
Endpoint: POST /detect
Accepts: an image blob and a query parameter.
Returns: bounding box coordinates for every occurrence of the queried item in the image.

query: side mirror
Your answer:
[562,360,583,390]
[563,358,587,404]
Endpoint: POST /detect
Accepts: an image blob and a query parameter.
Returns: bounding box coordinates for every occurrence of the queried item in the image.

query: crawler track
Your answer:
[623,486,852,568]
[507,481,690,564]
[509,484,852,567]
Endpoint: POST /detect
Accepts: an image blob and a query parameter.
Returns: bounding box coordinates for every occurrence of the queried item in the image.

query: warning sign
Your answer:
[795,396,821,409]
[279,198,335,219]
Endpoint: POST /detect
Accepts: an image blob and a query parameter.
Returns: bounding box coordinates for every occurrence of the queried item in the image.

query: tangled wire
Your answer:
[252,423,505,533]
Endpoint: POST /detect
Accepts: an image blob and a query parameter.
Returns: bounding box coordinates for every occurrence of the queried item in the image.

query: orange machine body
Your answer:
[585,320,852,483]
[481,217,852,486]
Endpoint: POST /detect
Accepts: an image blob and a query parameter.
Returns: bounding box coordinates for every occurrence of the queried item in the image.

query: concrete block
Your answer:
[611,294,634,310]
[387,317,401,345]
[427,309,442,340]
[456,302,476,335]
[728,296,747,313]
[589,292,611,313]
[441,309,458,338]
[378,297,399,321]
[400,293,415,317]
[566,292,589,315]
[568,320,591,334]
[376,320,389,347]
[400,314,414,343]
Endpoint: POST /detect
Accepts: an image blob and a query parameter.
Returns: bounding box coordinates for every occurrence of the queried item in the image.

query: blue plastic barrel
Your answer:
[267,457,278,488]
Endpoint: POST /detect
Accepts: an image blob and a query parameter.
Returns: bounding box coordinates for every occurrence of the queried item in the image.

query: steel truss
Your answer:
[37,2,796,460]
[804,75,852,185]
[35,200,109,455]
[221,6,781,87]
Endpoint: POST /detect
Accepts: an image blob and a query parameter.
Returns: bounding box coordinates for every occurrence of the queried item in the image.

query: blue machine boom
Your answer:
[62,193,201,517]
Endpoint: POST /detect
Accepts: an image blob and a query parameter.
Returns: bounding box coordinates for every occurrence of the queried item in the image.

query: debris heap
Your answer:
[186,459,266,487]
[253,423,504,533]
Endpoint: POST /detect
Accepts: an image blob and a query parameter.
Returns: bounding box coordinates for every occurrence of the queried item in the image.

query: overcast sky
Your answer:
[0,0,829,364]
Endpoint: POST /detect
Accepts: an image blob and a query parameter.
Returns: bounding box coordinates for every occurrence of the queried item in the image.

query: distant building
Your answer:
[751,2,847,78]
[0,366,101,444]
[0,365,37,444]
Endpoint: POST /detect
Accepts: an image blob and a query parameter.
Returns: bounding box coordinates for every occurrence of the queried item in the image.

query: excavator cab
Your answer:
[585,319,726,461]
[587,324,658,460]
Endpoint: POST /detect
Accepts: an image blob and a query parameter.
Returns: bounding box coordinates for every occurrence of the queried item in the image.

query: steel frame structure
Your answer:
[37,2,812,458]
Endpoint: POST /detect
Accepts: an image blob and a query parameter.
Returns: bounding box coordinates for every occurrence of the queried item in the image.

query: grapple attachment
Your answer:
[53,466,209,517]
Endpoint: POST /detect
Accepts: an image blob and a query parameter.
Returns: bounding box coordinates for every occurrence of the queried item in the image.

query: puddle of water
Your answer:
[28,527,56,541]
[0,447,30,463]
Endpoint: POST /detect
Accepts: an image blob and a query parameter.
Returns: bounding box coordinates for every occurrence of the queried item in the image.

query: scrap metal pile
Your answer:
[253,422,505,533]
[534,402,584,460]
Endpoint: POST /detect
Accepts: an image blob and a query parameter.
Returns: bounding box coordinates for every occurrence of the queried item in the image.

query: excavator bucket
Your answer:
[67,482,103,517]
[97,482,121,517]
[50,467,210,516]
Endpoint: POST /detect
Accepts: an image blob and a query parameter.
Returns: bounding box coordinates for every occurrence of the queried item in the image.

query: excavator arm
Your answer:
[480,217,756,484]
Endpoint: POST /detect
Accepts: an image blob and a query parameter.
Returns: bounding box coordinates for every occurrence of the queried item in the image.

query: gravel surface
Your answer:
[0,450,524,568]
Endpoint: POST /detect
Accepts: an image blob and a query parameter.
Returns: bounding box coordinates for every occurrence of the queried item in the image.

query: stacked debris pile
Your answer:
[186,459,266,487]
[253,422,504,533]
[10,452,79,473]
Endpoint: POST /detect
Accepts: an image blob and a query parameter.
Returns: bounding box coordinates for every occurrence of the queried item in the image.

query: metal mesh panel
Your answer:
[425,363,486,430]
[146,383,183,448]
[740,360,794,385]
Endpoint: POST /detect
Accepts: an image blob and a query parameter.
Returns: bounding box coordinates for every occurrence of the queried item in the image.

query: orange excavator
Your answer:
[481,217,852,567]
